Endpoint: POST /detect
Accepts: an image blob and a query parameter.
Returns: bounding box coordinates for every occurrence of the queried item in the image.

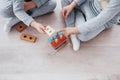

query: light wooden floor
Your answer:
[0,0,120,80]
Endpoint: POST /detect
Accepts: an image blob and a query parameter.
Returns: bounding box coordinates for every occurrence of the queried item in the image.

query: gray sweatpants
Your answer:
[61,0,116,41]
[1,0,56,26]
[31,0,56,18]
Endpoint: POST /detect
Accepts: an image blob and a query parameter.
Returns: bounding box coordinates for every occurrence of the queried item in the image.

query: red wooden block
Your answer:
[51,41,57,48]
[51,34,67,49]
[59,34,67,42]
[55,38,61,44]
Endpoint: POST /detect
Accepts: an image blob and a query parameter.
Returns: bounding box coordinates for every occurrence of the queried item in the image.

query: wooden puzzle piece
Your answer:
[48,32,67,49]
[20,33,37,43]
[44,25,55,37]
[16,22,27,32]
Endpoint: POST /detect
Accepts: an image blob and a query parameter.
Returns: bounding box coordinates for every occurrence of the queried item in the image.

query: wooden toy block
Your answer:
[20,33,37,43]
[44,25,55,37]
[48,32,67,49]
[16,22,27,32]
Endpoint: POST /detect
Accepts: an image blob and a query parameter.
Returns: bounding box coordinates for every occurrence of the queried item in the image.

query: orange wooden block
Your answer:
[51,41,57,48]
[16,22,27,32]
[20,33,37,43]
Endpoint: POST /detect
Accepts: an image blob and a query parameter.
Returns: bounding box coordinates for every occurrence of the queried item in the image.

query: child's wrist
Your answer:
[74,27,79,34]
[70,1,77,9]
[30,20,38,28]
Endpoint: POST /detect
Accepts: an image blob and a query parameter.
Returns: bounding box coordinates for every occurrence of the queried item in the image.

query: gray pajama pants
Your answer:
[61,0,115,41]
[2,0,56,25]
[31,0,56,18]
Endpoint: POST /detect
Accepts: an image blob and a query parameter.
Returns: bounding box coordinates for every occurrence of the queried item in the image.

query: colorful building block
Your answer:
[48,32,67,49]
[16,22,27,32]
[20,33,37,43]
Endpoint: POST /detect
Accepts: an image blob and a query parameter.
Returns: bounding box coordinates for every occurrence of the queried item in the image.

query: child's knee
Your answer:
[0,9,14,18]
[0,9,7,17]
[77,34,91,42]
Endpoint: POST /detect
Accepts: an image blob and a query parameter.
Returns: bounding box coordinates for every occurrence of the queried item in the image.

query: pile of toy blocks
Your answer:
[15,22,67,50]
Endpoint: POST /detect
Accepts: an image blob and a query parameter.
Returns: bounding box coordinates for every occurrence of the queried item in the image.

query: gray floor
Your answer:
[0,0,120,80]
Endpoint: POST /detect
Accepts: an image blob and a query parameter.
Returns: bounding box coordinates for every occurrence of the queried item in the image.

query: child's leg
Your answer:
[1,11,20,32]
[61,0,82,51]
[75,10,86,29]
[0,5,21,32]
[31,0,56,17]
[77,0,106,41]
[3,0,56,32]
[71,10,85,51]
[61,0,75,27]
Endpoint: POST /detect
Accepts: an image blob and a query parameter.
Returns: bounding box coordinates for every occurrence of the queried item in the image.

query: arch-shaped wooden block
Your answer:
[20,33,37,43]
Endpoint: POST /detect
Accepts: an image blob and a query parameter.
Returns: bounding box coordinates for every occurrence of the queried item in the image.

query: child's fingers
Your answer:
[60,28,66,33]
[41,26,46,30]
[62,10,65,18]
[60,28,70,38]
[61,9,64,18]
[65,11,70,18]
[39,29,45,34]
[62,9,67,18]
[64,11,68,18]
[41,28,46,34]
[64,33,69,38]
[37,27,46,34]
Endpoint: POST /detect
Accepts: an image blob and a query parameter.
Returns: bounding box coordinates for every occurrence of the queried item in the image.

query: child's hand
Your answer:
[61,27,79,37]
[34,23,46,34]
[61,1,77,18]
[30,21,46,34]
[61,5,73,18]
